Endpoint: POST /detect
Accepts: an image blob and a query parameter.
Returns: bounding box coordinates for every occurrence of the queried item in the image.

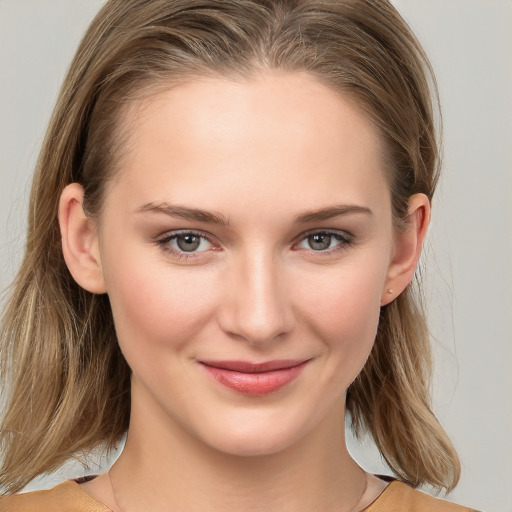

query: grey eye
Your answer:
[157,231,214,256]
[176,234,202,252]
[307,233,333,251]
[297,231,351,252]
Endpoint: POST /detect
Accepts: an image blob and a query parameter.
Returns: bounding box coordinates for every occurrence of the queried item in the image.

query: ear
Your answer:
[59,183,107,294]
[381,193,431,306]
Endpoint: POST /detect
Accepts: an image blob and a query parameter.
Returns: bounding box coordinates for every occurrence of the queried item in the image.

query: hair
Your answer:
[0,0,460,494]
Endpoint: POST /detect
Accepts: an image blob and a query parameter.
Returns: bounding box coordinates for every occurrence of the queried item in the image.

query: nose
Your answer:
[217,249,295,347]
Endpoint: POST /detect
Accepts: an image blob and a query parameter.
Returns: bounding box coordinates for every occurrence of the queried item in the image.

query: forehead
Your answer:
[108,72,389,218]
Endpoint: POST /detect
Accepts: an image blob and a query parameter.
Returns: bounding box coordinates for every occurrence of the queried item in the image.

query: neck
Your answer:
[109,390,366,512]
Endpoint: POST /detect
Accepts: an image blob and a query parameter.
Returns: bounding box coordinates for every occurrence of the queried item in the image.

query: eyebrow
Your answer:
[294,204,373,223]
[136,202,229,225]
[137,202,372,225]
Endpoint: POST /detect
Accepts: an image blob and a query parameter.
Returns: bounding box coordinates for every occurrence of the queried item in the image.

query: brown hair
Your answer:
[0,0,459,493]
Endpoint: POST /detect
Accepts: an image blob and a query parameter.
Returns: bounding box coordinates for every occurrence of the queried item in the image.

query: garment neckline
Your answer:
[70,475,400,512]
[360,479,398,510]
[71,478,113,511]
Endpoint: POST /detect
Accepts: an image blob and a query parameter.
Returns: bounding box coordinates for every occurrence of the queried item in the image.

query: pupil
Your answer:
[309,234,331,250]
[177,234,200,251]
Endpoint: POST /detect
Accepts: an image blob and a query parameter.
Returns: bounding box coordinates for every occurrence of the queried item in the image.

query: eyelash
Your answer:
[155,229,354,260]
[155,230,217,260]
[294,230,354,254]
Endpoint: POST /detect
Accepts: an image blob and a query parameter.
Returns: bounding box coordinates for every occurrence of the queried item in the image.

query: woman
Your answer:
[0,1,478,510]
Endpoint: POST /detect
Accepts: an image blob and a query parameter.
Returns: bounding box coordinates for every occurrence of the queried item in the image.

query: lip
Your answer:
[199,359,310,396]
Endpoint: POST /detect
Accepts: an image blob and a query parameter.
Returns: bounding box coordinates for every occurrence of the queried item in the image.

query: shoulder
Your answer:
[365,481,481,512]
[0,481,111,512]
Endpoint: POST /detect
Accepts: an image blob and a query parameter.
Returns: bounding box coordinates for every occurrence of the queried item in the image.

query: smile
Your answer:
[199,359,310,396]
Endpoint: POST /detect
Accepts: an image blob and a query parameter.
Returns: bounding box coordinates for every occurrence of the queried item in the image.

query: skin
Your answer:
[59,72,430,512]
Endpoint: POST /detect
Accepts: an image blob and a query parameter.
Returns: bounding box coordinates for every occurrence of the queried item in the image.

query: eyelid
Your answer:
[155,228,213,242]
[155,229,219,258]
[153,228,354,259]
[297,228,354,240]
[293,229,354,252]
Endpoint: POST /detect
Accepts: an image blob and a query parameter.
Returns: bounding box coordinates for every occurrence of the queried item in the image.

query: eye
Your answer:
[157,231,214,255]
[297,231,352,252]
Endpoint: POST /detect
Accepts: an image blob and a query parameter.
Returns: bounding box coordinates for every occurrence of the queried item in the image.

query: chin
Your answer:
[204,429,301,458]
[190,406,324,459]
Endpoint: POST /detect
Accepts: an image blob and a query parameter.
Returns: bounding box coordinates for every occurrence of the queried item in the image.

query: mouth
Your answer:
[198,359,310,396]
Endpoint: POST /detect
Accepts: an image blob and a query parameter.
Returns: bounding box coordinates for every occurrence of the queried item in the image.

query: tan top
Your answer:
[0,480,479,512]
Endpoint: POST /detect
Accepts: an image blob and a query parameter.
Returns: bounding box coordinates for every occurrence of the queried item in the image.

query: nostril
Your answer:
[217,293,295,345]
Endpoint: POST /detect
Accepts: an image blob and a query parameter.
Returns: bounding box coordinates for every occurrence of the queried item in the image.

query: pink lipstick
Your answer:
[199,359,309,396]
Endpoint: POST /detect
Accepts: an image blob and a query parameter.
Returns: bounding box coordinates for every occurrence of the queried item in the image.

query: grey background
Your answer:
[1,1,511,511]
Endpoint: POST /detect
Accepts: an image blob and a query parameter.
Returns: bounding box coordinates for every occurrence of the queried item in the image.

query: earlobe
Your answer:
[381,193,431,306]
[59,183,107,294]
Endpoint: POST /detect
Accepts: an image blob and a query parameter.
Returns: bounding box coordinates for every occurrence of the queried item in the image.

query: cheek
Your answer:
[102,251,221,359]
[294,255,388,370]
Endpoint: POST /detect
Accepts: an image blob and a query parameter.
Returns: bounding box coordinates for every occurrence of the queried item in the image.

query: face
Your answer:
[92,72,400,456]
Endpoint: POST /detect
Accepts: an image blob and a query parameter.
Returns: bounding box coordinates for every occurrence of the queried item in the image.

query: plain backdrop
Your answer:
[1,1,511,511]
